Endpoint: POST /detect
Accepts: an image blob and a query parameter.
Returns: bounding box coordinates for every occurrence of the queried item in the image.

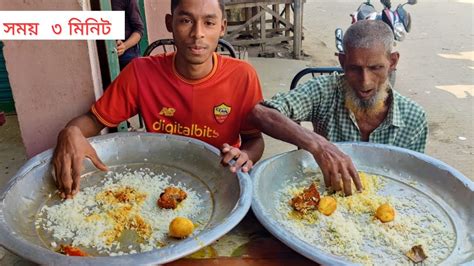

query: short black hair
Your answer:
[171,0,225,17]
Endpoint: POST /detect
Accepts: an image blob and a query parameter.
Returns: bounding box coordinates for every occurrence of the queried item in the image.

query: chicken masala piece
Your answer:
[157,186,187,209]
[59,245,88,257]
[290,183,320,214]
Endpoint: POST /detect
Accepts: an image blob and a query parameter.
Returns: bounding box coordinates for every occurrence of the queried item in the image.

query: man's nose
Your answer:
[191,22,205,39]
[361,69,372,88]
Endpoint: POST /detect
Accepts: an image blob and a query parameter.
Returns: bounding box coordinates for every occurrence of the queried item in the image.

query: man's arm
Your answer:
[248,104,362,195]
[65,112,105,137]
[221,133,264,173]
[53,112,108,199]
[117,32,142,57]
[241,133,264,163]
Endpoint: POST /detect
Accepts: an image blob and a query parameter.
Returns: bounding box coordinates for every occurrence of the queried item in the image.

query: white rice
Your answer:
[36,168,204,255]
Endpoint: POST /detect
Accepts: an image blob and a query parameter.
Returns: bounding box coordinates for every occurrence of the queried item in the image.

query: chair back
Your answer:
[290,67,343,90]
[143,38,237,58]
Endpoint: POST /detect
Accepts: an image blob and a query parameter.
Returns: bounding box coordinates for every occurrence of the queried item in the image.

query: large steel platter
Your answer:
[0,132,252,265]
[251,143,473,265]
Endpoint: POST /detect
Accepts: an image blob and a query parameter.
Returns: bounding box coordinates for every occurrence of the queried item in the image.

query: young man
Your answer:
[249,20,427,196]
[53,0,264,199]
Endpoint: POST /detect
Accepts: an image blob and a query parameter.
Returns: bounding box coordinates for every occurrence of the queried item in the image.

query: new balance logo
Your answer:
[159,107,176,117]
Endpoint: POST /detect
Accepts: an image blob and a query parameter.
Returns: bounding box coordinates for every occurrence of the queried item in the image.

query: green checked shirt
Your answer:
[263,73,428,153]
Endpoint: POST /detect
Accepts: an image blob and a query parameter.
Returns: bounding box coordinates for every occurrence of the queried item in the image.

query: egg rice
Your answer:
[35,169,205,256]
[276,172,456,265]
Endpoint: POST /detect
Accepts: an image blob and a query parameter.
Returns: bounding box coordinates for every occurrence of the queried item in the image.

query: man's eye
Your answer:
[348,66,360,72]
[205,21,216,26]
[180,18,192,24]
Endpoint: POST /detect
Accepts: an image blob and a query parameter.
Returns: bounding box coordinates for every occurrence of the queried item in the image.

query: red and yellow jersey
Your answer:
[91,52,263,148]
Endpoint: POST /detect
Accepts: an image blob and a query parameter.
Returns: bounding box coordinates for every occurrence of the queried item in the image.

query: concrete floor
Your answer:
[0,114,26,190]
[0,0,472,263]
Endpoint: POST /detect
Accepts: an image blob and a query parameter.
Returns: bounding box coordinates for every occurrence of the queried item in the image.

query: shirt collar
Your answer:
[172,52,219,84]
[387,87,405,128]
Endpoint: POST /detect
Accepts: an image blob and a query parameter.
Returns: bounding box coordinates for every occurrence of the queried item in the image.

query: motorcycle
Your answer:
[335,0,417,86]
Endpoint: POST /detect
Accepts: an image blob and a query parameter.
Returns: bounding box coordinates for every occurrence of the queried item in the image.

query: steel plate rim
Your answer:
[335,142,473,190]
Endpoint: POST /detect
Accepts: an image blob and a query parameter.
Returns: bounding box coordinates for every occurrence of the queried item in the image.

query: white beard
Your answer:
[344,80,390,114]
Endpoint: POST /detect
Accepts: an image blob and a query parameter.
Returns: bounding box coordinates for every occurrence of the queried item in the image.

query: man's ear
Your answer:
[338,53,346,69]
[389,51,400,71]
[165,14,173,33]
[220,19,227,37]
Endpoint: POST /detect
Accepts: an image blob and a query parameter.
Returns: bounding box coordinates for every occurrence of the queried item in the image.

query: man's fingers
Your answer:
[71,156,82,195]
[230,154,249,172]
[313,154,332,188]
[321,168,332,189]
[221,152,236,165]
[61,158,73,199]
[221,143,231,153]
[331,168,342,192]
[220,145,253,173]
[341,167,353,196]
[54,161,63,192]
[234,154,248,168]
[221,145,239,165]
[241,160,253,173]
[87,151,108,172]
[331,176,342,192]
[349,167,362,192]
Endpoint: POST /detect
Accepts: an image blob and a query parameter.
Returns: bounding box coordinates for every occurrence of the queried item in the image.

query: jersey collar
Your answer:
[172,52,219,85]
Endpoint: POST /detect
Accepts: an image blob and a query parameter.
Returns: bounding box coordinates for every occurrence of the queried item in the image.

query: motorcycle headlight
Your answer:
[393,22,406,41]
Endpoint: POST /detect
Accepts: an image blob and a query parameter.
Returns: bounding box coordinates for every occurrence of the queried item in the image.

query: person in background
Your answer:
[112,0,144,69]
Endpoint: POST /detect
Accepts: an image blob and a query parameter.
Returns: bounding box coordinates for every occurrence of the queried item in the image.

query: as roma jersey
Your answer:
[91,52,263,148]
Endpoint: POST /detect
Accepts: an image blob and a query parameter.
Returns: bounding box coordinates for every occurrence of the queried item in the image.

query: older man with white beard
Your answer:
[249,20,427,196]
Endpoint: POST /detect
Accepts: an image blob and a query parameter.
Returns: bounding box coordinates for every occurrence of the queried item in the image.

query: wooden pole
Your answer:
[273,4,280,32]
[293,0,303,59]
[285,4,290,37]
[246,7,252,35]
[260,4,266,47]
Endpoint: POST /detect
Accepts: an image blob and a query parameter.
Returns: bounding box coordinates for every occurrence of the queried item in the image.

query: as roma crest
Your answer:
[214,103,232,124]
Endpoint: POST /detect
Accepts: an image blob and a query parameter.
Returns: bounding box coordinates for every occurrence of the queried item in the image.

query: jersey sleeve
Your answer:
[239,64,264,137]
[91,61,139,127]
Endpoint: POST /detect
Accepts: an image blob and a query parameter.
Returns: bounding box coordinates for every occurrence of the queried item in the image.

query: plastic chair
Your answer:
[143,38,237,58]
[290,67,343,90]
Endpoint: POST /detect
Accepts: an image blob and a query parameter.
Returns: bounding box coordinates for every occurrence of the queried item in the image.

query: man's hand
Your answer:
[309,138,362,196]
[116,40,127,56]
[248,104,362,196]
[221,143,253,173]
[52,126,108,199]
